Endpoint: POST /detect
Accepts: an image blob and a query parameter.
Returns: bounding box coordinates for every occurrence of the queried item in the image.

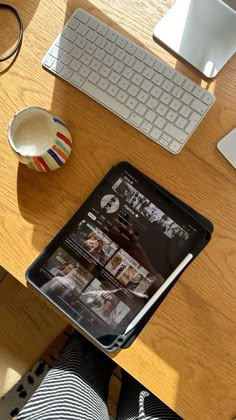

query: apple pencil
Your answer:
[123,253,193,335]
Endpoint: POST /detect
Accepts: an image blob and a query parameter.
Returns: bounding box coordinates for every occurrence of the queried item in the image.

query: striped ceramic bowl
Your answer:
[8,106,72,172]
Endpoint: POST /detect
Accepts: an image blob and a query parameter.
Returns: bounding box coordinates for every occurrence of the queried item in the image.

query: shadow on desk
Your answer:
[16,1,236,418]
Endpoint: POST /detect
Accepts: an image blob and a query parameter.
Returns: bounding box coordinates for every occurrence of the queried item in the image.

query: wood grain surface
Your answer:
[0,1,235,418]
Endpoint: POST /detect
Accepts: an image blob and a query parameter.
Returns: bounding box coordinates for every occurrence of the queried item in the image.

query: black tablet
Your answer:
[26,162,213,351]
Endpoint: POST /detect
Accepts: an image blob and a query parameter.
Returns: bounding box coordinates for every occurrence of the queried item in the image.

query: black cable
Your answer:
[0,3,23,62]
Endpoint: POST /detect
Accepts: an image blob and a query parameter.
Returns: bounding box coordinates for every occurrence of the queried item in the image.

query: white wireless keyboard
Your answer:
[42,9,215,154]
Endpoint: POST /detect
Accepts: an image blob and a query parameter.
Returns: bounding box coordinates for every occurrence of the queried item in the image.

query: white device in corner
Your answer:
[153,0,236,78]
[217,128,236,169]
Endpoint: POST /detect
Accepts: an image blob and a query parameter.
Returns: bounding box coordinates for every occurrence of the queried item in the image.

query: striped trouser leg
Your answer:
[117,371,183,420]
[16,334,114,420]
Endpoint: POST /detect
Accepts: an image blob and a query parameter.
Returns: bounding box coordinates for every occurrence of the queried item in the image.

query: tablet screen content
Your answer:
[27,163,206,346]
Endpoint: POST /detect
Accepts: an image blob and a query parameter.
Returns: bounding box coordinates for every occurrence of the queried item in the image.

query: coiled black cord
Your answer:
[0,3,23,62]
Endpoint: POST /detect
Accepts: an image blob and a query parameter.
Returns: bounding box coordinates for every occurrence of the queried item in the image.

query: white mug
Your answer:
[8,106,72,172]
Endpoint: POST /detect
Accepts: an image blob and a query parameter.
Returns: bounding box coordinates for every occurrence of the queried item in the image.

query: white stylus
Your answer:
[124,253,193,335]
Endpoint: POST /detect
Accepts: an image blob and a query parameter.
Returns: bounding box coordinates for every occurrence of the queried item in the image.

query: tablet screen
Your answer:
[27,162,206,346]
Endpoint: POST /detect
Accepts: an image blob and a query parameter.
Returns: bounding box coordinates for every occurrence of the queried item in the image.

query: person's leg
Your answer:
[117,370,183,420]
[16,333,115,420]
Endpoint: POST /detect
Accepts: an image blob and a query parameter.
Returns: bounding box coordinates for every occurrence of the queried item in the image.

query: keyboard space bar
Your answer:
[82,80,131,120]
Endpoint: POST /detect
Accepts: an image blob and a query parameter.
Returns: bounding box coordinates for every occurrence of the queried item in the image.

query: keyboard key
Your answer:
[106,29,118,43]
[62,26,78,42]
[140,121,152,134]
[107,83,119,97]
[97,77,109,90]
[192,86,204,99]
[150,127,161,141]
[133,60,145,74]
[144,54,156,68]
[126,97,138,110]
[127,83,139,97]
[154,116,166,129]
[87,17,99,30]
[103,54,115,67]
[88,71,100,84]
[61,66,73,80]
[113,60,124,73]
[86,29,97,43]
[122,67,134,80]
[95,34,107,49]
[90,58,101,72]
[114,47,126,61]
[79,64,91,78]
[169,140,182,153]
[97,23,108,36]
[116,90,128,103]
[132,73,143,86]
[129,112,143,127]
[183,79,195,92]
[163,66,175,79]
[153,59,165,73]
[105,41,116,55]
[68,17,79,31]
[141,80,152,93]
[135,103,147,116]
[166,110,177,123]
[108,70,120,84]
[170,99,181,111]
[160,138,169,147]
[160,92,172,105]
[51,60,64,74]
[191,98,208,114]
[80,52,92,65]
[137,90,149,103]
[85,41,96,55]
[124,54,136,67]
[145,110,156,123]
[49,45,63,59]
[202,92,215,106]
[143,67,154,80]
[61,52,72,65]
[164,123,188,143]
[146,97,158,110]
[125,42,136,55]
[75,9,89,24]
[115,35,127,49]
[185,112,202,134]
[134,48,146,61]
[156,103,168,116]
[162,80,174,92]
[173,72,185,86]
[71,73,85,87]
[181,92,193,105]
[43,54,55,68]
[179,105,191,118]
[77,22,89,36]
[151,86,162,99]
[71,46,83,60]
[172,86,183,99]
[175,116,187,129]
[70,58,81,72]
[99,64,111,78]
[75,35,87,49]
[118,77,130,90]
[152,73,164,86]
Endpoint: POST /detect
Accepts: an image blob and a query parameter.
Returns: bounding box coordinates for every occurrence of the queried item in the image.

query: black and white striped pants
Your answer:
[16,333,182,420]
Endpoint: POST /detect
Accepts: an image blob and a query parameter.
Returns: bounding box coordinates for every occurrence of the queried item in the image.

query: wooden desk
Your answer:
[0,1,235,418]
